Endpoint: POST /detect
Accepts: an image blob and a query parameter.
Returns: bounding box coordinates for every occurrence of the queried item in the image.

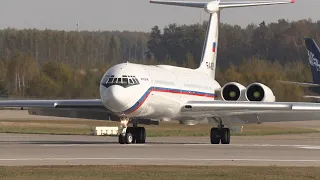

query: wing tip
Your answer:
[291,0,295,3]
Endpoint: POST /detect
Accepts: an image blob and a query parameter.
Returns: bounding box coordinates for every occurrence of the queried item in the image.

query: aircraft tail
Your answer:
[278,38,320,87]
[305,38,320,84]
[150,0,295,79]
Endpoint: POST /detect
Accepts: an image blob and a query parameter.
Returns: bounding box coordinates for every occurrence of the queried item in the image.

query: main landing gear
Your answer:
[210,120,230,144]
[118,118,146,144]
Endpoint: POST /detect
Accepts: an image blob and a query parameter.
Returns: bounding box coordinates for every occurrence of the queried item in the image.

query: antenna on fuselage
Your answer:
[150,0,295,79]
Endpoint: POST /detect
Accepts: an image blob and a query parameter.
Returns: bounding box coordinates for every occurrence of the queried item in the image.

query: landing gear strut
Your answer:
[210,119,230,144]
[118,118,146,144]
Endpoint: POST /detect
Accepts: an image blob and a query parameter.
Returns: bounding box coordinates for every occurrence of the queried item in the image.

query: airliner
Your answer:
[2,0,320,145]
[280,38,320,100]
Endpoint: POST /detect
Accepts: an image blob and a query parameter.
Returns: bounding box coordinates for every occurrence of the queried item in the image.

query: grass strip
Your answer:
[0,119,318,137]
[0,165,319,180]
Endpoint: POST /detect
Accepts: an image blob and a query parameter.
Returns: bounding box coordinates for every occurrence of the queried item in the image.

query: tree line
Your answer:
[0,18,319,101]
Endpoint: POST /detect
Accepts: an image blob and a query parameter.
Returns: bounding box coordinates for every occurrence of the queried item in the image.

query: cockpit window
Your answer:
[101,75,140,88]
[108,78,113,83]
[123,78,128,84]
[101,75,109,84]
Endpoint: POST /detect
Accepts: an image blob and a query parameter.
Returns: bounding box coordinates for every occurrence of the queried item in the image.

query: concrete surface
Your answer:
[0,109,319,167]
[0,133,319,166]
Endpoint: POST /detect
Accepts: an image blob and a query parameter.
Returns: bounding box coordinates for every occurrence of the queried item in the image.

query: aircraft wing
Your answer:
[183,100,320,111]
[211,110,320,127]
[278,80,320,87]
[181,100,320,124]
[0,99,161,124]
[219,0,295,8]
[303,95,320,99]
[149,0,206,8]
[150,0,294,9]
[0,99,116,120]
[0,99,105,109]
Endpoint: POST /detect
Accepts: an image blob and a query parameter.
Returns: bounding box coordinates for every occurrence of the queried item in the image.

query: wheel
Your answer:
[118,134,125,144]
[126,127,136,143]
[136,127,146,144]
[125,132,134,144]
[220,128,230,144]
[141,127,146,143]
[210,127,220,144]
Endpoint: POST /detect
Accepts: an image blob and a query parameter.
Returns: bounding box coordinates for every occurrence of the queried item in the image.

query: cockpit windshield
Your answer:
[101,75,140,88]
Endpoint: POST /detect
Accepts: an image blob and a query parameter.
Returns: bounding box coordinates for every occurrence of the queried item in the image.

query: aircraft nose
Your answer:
[101,85,129,112]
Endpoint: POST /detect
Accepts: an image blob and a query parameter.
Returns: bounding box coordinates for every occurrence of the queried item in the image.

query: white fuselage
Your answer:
[99,62,221,120]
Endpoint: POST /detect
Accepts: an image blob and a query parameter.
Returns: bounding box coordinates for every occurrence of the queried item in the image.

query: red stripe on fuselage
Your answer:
[153,89,215,97]
[123,88,215,115]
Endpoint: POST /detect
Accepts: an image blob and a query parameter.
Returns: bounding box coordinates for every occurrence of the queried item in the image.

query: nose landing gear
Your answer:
[118,118,146,144]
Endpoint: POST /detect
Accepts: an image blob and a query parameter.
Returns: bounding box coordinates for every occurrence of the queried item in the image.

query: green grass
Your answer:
[0,119,318,137]
[145,123,319,137]
[0,165,319,180]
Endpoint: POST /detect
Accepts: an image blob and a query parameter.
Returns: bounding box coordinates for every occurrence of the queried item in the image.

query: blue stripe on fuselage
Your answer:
[122,86,215,115]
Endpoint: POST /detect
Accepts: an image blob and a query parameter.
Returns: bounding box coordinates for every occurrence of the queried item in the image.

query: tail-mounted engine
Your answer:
[220,82,247,101]
[245,83,275,102]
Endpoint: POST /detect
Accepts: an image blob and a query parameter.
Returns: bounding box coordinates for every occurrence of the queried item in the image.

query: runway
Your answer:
[0,133,319,166]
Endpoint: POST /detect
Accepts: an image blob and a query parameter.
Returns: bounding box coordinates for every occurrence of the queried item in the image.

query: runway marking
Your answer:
[37,144,320,148]
[298,146,320,150]
[182,144,314,147]
[3,142,320,149]
[40,144,151,147]
[0,157,319,162]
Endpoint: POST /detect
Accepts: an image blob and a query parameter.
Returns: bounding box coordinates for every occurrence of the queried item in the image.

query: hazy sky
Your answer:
[1,0,319,32]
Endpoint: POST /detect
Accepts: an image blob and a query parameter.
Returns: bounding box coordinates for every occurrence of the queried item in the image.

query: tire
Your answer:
[125,132,134,144]
[220,128,230,144]
[126,127,136,143]
[136,127,146,144]
[140,127,146,143]
[118,134,125,144]
[210,128,220,144]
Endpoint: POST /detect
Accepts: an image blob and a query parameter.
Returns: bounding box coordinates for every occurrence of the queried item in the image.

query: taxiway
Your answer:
[0,133,319,166]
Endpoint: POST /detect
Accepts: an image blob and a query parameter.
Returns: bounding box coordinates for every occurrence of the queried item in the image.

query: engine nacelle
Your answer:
[245,83,276,102]
[221,82,247,101]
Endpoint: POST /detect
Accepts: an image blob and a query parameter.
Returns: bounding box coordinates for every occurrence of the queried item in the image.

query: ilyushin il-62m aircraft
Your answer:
[3,0,320,145]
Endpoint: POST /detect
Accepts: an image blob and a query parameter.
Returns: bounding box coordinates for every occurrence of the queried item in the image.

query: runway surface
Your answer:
[0,133,319,166]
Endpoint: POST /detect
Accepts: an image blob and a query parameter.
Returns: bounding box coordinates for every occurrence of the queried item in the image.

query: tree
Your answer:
[107,35,122,65]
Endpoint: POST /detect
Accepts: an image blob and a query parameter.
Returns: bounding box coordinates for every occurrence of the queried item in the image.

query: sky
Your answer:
[0,0,319,32]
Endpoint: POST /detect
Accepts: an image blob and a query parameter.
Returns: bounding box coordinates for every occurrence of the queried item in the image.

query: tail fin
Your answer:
[150,0,295,79]
[305,38,320,84]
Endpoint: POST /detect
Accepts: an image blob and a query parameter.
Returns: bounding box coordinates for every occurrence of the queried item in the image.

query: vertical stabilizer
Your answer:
[305,38,320,84]
[197,11,219,79]
[150,0,295,79]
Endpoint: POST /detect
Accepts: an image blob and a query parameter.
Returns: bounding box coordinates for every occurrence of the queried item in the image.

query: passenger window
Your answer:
[129,79,133,84]
[117,78,121,84]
